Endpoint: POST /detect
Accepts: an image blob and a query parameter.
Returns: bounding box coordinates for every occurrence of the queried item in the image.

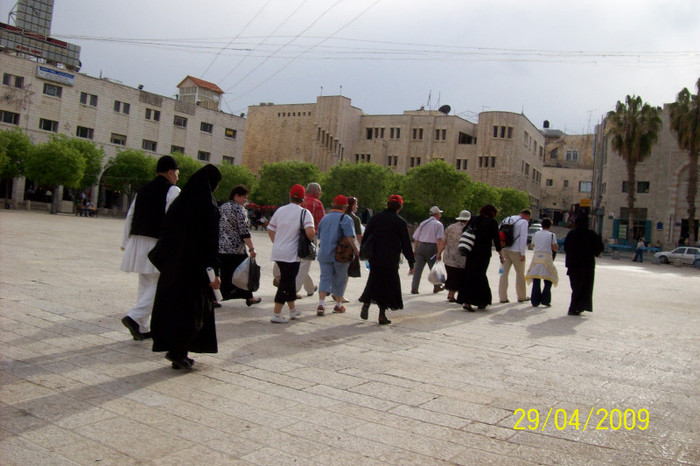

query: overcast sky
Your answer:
[3,0,699,134]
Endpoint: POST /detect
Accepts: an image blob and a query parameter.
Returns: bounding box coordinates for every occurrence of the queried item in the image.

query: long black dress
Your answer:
[563,215,604,314]
[359,209,415,310]
[456,214,501,308]
[149,164,222,362]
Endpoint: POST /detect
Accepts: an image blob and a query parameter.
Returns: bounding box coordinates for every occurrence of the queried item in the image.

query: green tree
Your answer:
[0,128,33,206]
[606,95,662,241]
[252,161,321,206]
[171,152,203,188]
[321,162,397,211]
[215,162,257,202]
[668,77,700,243]
[495,187,530,221]
[102,149,155,204]
[464,181,499,217]
[400,160,470,222]
[26,138,85,214]
[54,135,105,191]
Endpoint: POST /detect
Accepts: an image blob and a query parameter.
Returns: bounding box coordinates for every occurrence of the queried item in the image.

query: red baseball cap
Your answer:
[388,194,403,205]
[333,194,348,206]
[289,184,305,200]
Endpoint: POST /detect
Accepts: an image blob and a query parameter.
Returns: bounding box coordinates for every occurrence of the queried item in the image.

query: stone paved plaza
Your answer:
[1,210,699,465]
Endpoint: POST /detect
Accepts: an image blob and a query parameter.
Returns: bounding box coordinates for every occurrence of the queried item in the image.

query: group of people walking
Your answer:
[119,156,604,371]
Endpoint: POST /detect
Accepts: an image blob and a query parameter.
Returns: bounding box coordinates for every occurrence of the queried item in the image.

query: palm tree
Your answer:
[606,95,662,242]
[668,78,700,244]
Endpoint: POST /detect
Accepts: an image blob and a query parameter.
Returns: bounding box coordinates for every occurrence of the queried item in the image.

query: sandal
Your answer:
[463,304,475,312]
[447,296,457,303]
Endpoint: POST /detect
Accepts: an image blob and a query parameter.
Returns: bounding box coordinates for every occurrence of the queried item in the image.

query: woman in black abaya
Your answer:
[149,164,222,369]
[563,213,604,315]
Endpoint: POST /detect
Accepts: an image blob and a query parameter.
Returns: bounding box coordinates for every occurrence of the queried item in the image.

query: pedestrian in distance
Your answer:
[437,209,471,303]
[563,212,604,316]
[218,184,262,307]
[632,237,645,263]
[298,182,324,297]
[267,184,315,323]
[456,204,503,311]
[410,206,446,294]
[149,164,223,370]
[316,195,358,316]
[359,195,416,325]
[120,155,180,341]
[498,209,532,303]
[525,218,558,307]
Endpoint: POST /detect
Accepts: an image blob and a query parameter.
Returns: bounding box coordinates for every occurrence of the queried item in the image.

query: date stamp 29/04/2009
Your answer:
[513,408,649,432]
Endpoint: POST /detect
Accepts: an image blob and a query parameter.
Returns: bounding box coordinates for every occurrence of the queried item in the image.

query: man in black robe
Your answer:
[563,213,604,315]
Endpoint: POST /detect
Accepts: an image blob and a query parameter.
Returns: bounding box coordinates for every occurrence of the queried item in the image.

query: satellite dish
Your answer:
[438,105,451,115]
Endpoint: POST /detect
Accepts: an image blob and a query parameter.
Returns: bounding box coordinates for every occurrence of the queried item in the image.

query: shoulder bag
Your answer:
[297,210,317,260]
[334,214,355,263]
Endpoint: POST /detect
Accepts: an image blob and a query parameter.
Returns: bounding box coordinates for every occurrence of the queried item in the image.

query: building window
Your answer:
[200,122,213,133]
[458,132,475,144]
[0,110,20,125]
[389,127,400,139]
[43,83,62,98]
[546,179,553,187]
[110,133,127,146]
[524,163,530,175]
[507,127,513,139]
[113,100,131,114]
[493,126,498,138]
[171,145,185,154]
[145,108,160,121]
[602,182,606,194]
[355,153,371,163]
[223,156,235,164]
[566,150,579,161]
[435,129,446,140]
[2,73,24,88]
[225,128,237,139]
[579,181,592,193]
[366,128,373,140]
[173,115,188,128]
[197,151,211,161]
[80,92,98,107]
[386,155,398,167]
[491,157,496,168]
[409,157,421,167]
[563,180,569,188]
[456,159,467,171]
[76,126,94,139]
[550,148,558,159]
[142,140,157,152]
[412,128,423,140]
[637,181,650,193]
[39,118,58,132]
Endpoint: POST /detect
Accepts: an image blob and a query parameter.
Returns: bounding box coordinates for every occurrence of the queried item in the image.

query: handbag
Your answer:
[334,214,355,263]
[297,210,317,260]
[347,256,361,277]
[458,225,476,256]
[248,257,260,292]
[551,232,557,260]
[232,257,250,290]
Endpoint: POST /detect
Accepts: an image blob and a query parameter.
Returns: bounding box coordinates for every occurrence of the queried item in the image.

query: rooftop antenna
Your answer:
[426,90,432,110]
[340,85,342,96]
[320,86,323,96]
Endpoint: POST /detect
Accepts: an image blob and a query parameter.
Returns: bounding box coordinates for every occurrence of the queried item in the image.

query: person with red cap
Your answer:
[358,195,415,325]
[267,184,316,323]
[316,194,359,315]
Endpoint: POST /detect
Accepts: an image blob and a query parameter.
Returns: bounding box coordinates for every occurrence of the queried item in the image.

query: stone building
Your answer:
[591,104,700,248]
[242,97,545,207]
[540,130,594,225]
[0,53,246,212]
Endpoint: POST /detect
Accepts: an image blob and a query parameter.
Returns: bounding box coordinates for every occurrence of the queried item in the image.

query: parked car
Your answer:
[654,246,700,265]
[527,223,542,249]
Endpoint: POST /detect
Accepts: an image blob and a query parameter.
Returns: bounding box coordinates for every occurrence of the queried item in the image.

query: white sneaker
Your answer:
[271,314,289,323]
[290,309,301,320]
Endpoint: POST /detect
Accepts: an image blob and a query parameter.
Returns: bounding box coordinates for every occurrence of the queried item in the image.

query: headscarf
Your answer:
[150,164,222,272]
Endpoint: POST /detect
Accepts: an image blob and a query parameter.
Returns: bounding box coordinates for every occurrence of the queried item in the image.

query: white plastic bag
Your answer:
[232,257,251,290]
[428,260,447,285]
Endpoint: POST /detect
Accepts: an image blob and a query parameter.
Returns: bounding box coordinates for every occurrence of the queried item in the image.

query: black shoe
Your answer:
[246,297,262,307]
[378,316,391,325]
[477,305,486,310]
[433,285,445,293]
[568,310,582,316]
[121,316,144,341]
[141,332,152,339]
[463,304,475,312]
[360,303,369,320]
[165,352,194,370]
[411,289,419,294]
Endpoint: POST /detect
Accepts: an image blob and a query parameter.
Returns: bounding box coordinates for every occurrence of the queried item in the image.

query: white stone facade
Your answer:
[0,53,245,211]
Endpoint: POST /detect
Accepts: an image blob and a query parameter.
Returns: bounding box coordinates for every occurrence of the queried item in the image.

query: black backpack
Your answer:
[499,217,523,247]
